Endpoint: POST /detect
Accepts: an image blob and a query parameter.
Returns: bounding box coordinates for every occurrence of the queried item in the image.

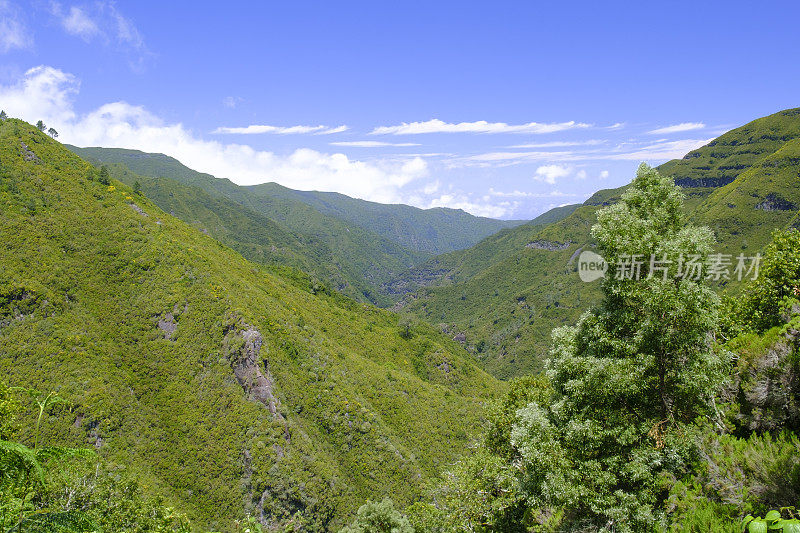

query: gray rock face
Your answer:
[157,313,177,340]
[525,239,572,251]
[673,176,736,188]
[224,322,283,420]
[755,193,797,212]
[19,142,41,163]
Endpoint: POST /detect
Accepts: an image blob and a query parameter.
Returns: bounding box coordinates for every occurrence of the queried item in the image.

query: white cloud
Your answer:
[509,139,605,149]
[647,122,705,135]
[605,138,713,161]
[212,124,349,135]
[0,1,31,53]
[48,2,149,70]
[534,164,572,184]
[0,66,428,204]
[222,96,241,109]
[371,118,591,135]
[576,169,587,179]
[488,188,576,198]
[422,180,440,195]
[59,6,100,40]
[453,137,711,168]
[424,193,512,218]
[599,170,609,179]
[453,150,577,167]
[108,3,144,50]
[330,140,420,147]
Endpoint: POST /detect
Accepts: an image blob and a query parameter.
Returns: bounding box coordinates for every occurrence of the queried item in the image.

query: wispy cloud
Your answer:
[451,137,712,168]
[0,1,32,53]
[422,192,513,218]
[371,118,591,135]
[48,2,150,70]
[452,150,578,167]
[330,140,420,147]
[58,5,100,40]
[222,96,242,109]
[488,188,577,198]
[509,139,605,149]
[212,124,349,135]
[603,138,713,160]
[647,122,705,135]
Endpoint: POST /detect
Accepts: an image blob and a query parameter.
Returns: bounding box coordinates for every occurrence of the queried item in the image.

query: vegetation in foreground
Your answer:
[367,166,800,532]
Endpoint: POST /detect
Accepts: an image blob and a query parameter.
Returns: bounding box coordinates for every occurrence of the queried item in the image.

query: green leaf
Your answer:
[8,510,98,532]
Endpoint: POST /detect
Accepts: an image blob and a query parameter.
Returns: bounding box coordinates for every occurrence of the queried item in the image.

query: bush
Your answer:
[339,498,413,533]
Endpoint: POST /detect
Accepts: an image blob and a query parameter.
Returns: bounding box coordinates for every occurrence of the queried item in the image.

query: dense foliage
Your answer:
[395,174,800,532]
[0,385,192,532]
[0,118,503,530]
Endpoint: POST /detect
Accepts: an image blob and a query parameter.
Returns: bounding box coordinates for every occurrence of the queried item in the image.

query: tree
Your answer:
[47,127,58,139]
[133,180,142,195]
[738,229,800,332]
[98,165,110,185]
[36,120,46,132]
[0,110,7,121]
[398,316,414,340]
[510,164,724,531]
[339,499,413,533]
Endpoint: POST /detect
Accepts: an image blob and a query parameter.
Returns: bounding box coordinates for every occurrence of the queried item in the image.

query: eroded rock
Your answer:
[224,321,284,420]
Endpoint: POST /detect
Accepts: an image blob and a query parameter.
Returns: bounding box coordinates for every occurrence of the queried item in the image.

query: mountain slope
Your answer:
[1,119,503,530]
[248,182,525,254]
[96,163,406,305]
[67,146,429,306]
[66,146,524,296]
[394,108,800,378]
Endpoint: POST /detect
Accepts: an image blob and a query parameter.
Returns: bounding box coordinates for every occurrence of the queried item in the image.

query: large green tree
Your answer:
[510,164,725,531]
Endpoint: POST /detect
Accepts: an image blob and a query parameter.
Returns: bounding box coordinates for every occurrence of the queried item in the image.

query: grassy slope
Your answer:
[395,108,800,378]
[1,120,503,530]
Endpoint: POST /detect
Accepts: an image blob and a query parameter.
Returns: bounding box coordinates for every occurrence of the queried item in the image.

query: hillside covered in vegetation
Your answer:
[392,108,800,378]
[0,118,504,531]
[66,146,523,306]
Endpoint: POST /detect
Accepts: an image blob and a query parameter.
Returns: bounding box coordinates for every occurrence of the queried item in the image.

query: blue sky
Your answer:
[1,1,798,219]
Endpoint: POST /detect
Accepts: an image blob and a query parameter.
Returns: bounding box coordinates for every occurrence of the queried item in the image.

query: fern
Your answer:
[7,510,98,532]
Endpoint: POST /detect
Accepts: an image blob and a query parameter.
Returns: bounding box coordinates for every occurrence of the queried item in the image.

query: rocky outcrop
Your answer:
[526,239,572,251]
[223,321,283,420]
[725,313,800,433]
[157,313,177,340]
[130,203,148,216]
[673,176,737,188]
[755,193,797,212]
[19,141,41,164]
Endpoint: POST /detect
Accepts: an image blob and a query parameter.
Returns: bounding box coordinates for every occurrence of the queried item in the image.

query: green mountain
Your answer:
[245,182,525,255]
[67,146,429,306]
[1,119,503,530]
[393,108,800,378]
[65,147,523,305]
